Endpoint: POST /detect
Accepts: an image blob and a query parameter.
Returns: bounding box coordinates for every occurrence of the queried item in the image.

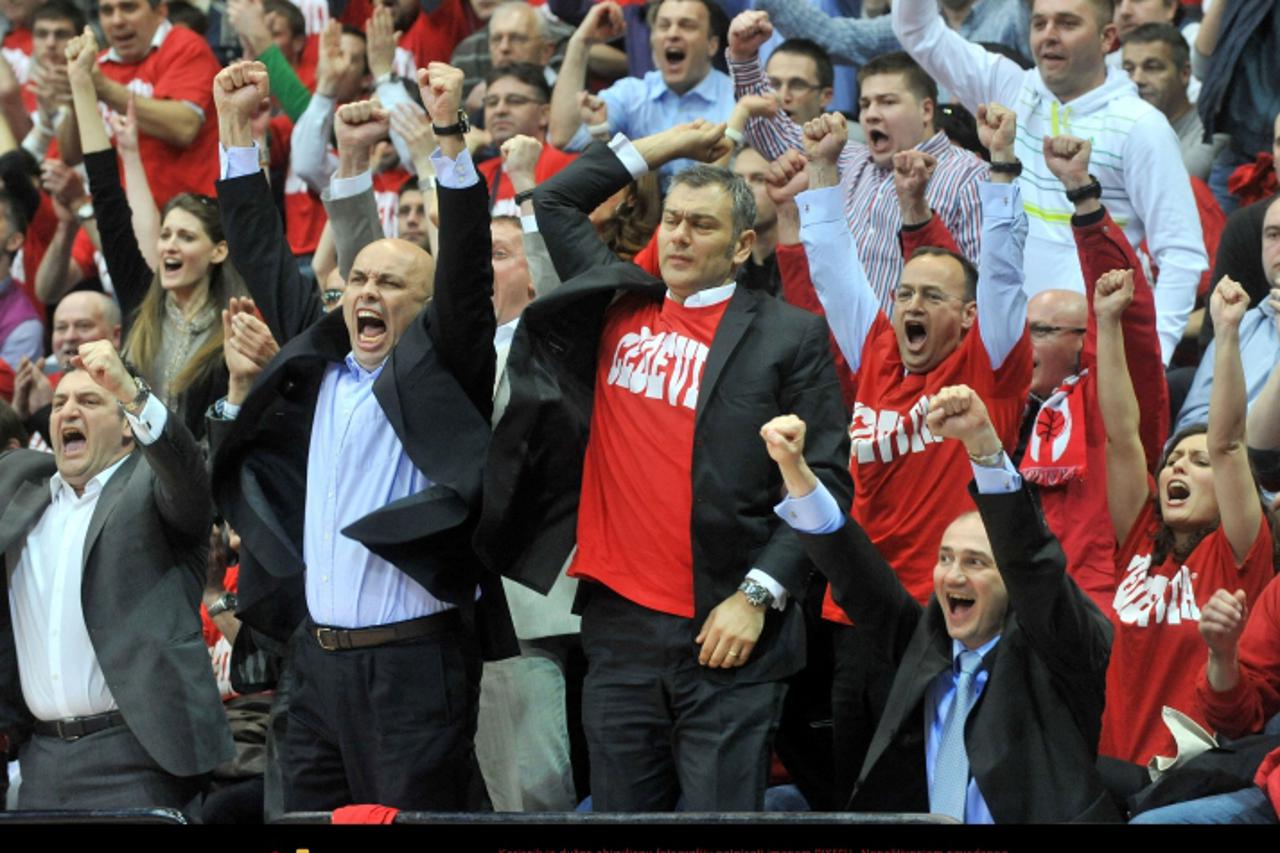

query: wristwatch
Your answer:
[432,108,470,137]
[1065,174,1103,203]
[122,374,151,416]
[75,201,96,223]
[738,578,775,609]
[989,159,1022,176]
[207,592,238,618]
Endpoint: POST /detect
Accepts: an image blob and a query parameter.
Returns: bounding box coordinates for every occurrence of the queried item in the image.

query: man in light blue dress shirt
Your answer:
[760,384,1118,822]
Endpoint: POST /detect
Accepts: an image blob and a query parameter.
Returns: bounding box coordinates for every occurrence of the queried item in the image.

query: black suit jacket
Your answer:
[0,416,233,776]
[210,169,515,657]
[478,141,853,684]
[799,483,1119,823]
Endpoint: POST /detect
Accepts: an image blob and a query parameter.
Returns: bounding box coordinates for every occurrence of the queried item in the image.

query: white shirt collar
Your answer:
[104,19,171,64]
[668,281,736,308]
[50,452,133,503]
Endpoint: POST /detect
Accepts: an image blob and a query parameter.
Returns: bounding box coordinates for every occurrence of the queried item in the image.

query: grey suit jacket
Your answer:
[0,415,234,776]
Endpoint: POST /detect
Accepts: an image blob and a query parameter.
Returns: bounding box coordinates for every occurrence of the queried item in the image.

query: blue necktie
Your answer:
[930,649,983,821]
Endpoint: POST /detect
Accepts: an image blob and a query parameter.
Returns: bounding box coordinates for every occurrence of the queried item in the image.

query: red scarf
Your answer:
[1021,370,1088,487]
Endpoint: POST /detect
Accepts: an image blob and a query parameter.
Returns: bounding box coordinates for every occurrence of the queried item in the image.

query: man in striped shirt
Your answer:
[728,11,988,312]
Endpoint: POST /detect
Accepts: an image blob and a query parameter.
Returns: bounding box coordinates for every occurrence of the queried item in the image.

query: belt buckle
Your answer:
[314,627,341,651]
[56,720,83,741]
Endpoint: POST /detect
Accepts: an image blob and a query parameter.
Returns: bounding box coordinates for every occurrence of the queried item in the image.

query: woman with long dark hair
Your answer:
[66,27,244,439]
[1096,268,1274,766]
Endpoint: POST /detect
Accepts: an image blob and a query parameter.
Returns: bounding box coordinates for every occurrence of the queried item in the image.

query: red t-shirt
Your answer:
[1099,497,1275,765]
[570,290,731,618]
[373,166,412,237]
[1196,571,1280,740]
[477,145,578,211]
[97,23,222,206]
[822,316,1033,623]
[0,357,13,402]
[2,27,35,112]
[341,0,481,79]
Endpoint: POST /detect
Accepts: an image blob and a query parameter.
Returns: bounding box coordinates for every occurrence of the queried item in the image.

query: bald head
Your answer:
[342,239,436,370]
[52,291,122,369]
[1028,289,1088,398]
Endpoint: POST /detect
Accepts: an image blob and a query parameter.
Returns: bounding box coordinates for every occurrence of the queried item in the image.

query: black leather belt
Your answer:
[33,710,127,741]
[310,610,460,652]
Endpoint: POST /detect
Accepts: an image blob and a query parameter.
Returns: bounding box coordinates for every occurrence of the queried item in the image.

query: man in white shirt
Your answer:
[0,339,231,809]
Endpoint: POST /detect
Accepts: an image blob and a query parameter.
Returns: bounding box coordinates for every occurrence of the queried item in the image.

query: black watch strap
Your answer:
[513,188,535,206]
[432,108,470,137]
[1064,174,1103,203]
[989,159,1022,176]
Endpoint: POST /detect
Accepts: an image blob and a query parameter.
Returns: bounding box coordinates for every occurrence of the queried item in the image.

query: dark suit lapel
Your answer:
[695,286,757,429]
[0,479,52,562]
[81,452,141,575]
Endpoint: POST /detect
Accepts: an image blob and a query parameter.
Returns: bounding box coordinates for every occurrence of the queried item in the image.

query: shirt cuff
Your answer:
[431,146,479,189]
[971,453,1022,493]
[220,143,262,180]
[329,169,374,200]
[213,397,241,420]
[773,480,846,534]
[124,392,168,445]
[797,185,846,226]
[978,180,1019,221]
[520,213,539,234]
[745,568,788,611]
[607,133,649,181]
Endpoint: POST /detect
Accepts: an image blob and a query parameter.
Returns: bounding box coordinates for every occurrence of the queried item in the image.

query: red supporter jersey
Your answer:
[1099,495,1274,765]
[822,316,1033,623]
[477,145,578,211]
[341,0,481,79]
[97,22,221,206]
[570,290,731,618]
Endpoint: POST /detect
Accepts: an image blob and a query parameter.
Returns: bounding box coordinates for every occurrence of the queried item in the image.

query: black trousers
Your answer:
[280,615,482,812]
[829,620,896,807]
[580,586,787,812]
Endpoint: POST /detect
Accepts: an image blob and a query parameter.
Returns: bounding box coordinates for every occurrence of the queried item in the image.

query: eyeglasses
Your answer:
[1028,323,1087,339]
[767,76,821,95]
[894,285,967,306]
[481,93,546,109]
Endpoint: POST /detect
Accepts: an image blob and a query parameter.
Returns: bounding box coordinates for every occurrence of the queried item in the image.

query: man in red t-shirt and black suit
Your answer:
[479,121,853,811]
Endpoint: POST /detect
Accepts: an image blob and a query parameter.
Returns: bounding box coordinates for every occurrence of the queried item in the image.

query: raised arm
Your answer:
[972,103,1028,371]
[1205,276,1265,564]
[67,29,153,319]
[894,149,963,257]
[795,112,880,373]
[324,99,389,280]
[215,60,323,343]
[1051,134,1170,469]
[1197,578,1280,738]
[502,134,562,299]
[548,2,624,150]
[891,0,1024,111]
[927,385,1112,681]
[762,413,920,666]
[290,20,347,193]
[724,11,803,162]
[108,95,161,270]
[1094,269,1150,545]
[754,1,899,68]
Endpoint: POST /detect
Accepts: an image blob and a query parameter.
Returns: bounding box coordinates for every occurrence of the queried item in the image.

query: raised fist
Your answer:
[925,385,999,454]
[728,10,773,61]
[418,62,466,128]
[802,112,847,167]
[575,1,625,45]
[1209,275,1250,331]
[213,60,270,122]
[892,150,937,202]
[765,149,809,206]
[1093,269,1134,323]
[335,98,391,156]
[975,102,1016,157]
[1199,589,1248,659]
[71,339,135,403]
[1042,135,1092,191]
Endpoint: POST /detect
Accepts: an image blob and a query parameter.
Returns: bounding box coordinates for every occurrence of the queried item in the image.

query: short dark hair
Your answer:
[0,189,29,237]
[669,164,755,245]
[769,38,834,89]
[484,61,551,101]
[264,0,306,39]
[1122,22,1190,69]
[165,0,208,34]
[858,51,937,106]
[398,176,420,197]
[33,0,87,33]
[908,245,979,301]
[0,399,27,449]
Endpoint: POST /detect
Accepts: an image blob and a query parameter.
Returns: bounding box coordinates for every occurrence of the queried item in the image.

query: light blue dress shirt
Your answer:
[565,69,736,186]
[775,452,1021,823]
[1175,298,1280,432]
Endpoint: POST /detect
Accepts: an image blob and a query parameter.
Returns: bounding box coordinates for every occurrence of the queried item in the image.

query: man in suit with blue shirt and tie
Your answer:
[761,384,1120,822]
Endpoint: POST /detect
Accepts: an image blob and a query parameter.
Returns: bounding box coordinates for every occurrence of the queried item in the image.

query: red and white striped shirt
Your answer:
[729,53,988,314]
